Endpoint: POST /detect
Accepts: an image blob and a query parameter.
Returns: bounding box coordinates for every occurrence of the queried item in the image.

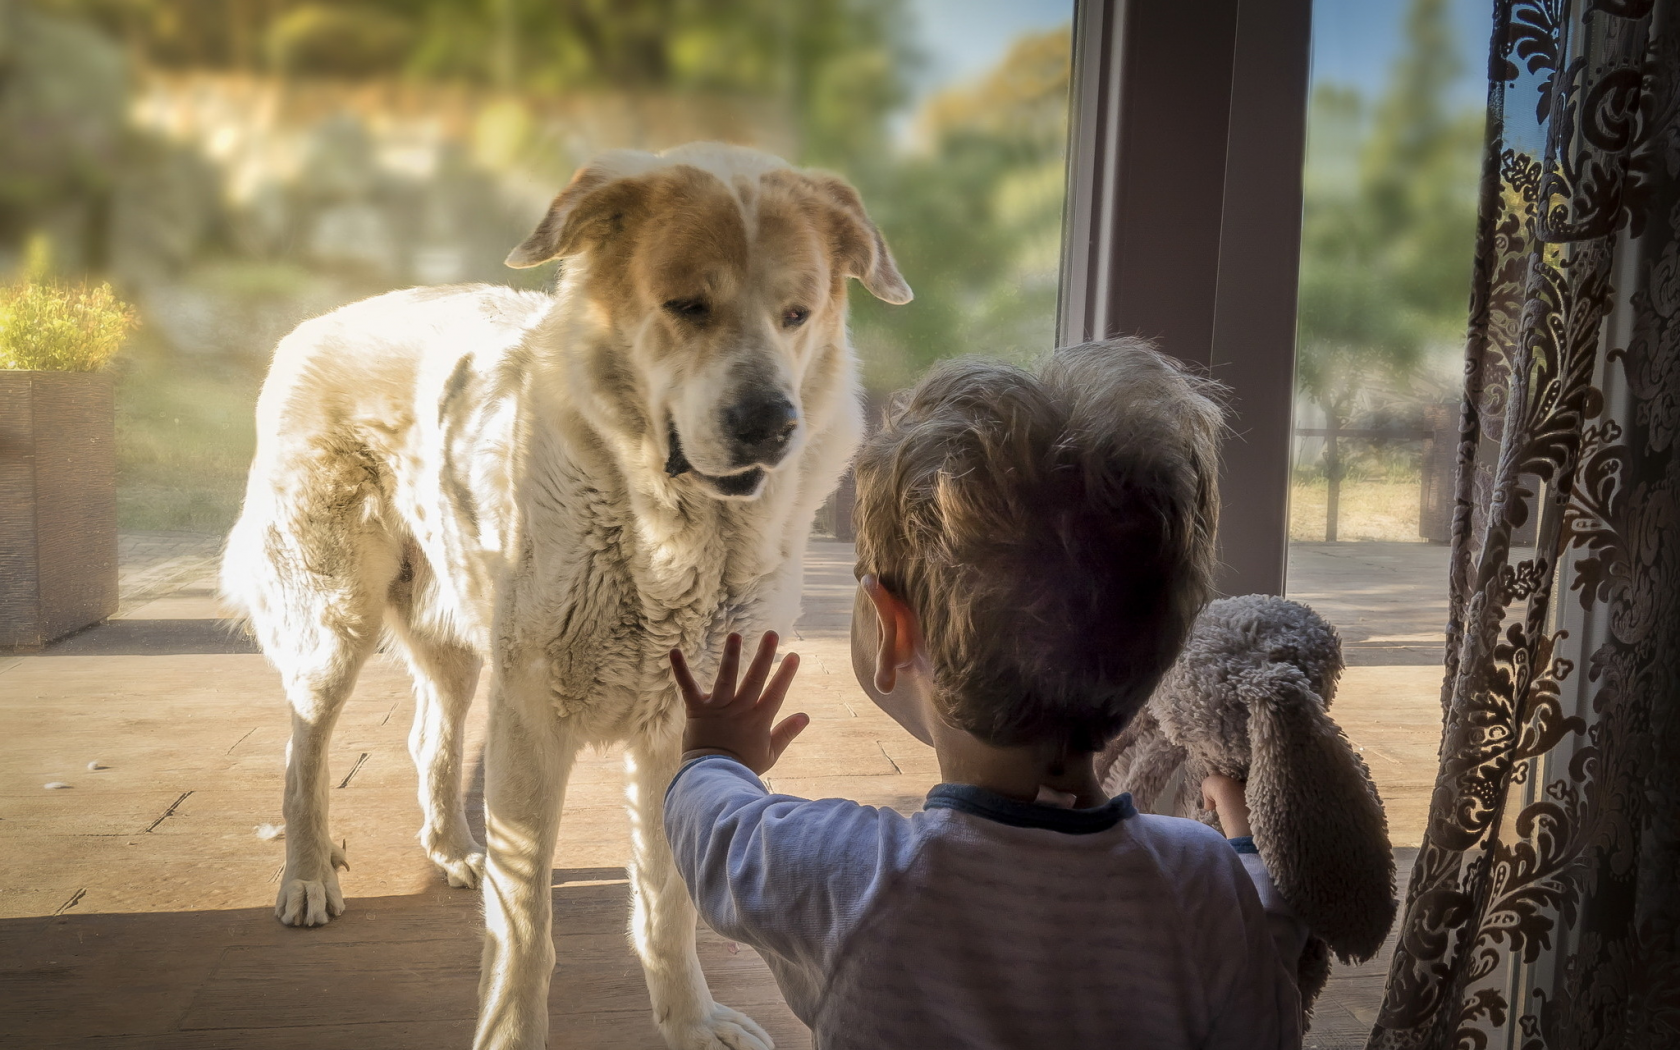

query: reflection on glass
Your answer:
[0,0,1072,542]
[1285,0,1490,855]
[1293,0,1484,547]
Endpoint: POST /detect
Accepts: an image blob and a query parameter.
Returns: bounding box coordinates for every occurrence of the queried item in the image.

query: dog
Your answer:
[220,142,912,1050]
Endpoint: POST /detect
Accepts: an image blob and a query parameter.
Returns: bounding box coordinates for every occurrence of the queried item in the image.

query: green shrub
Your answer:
[0,242,139,372]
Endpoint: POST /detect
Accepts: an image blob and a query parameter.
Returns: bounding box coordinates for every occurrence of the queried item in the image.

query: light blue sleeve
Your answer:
[663,755,919,980]
[1200,842,1306,1049]
[1228,836,1311,978]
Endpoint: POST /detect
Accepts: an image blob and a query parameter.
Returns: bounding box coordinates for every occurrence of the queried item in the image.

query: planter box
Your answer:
[0,371,118,649]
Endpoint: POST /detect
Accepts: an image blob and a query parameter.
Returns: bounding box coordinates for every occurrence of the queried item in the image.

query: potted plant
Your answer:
[0,242,138,649]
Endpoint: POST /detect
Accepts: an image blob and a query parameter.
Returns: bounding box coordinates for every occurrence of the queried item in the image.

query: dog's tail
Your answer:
[217,511,261,643]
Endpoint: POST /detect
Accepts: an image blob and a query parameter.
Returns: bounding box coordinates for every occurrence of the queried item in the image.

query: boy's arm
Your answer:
[1199,848,1306,1050]
[664,633,915,983]
[663,754,911,970]
[1227,837,1311,977]
[1204,775,1309,976]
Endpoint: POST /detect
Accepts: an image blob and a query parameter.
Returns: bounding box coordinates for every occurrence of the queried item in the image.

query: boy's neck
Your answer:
[931,722,1107,809]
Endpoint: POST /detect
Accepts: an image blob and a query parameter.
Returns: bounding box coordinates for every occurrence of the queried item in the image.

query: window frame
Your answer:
[1058,0,1313,596]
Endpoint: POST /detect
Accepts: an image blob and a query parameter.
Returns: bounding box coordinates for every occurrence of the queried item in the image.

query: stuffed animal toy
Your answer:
[1097,594,1397,1016]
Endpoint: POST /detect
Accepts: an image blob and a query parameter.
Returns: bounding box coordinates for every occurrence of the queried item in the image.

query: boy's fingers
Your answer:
[768,712,810,762]
[757,651,800,716]
[712,633,743,706]
[735,632,779,707]
[669,650,704,706]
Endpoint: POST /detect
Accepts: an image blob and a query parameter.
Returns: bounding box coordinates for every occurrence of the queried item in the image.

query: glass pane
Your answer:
[1,5,1070,1044]
[1285,0,1487,977]
[1,0,1073,635]
[1284,2,1488,1036]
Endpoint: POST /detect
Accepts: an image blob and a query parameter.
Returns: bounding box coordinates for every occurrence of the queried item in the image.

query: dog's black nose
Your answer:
[724,393,798,465]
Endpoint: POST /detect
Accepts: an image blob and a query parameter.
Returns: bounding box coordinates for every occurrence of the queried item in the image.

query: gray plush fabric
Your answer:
[1097,595,1397,1014]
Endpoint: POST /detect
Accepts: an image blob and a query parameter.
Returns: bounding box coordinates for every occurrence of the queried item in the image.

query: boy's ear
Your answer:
[861,575,917,693]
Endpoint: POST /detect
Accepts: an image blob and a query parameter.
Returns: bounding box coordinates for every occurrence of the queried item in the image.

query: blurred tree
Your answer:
[21,0,1077,393]
[849,26,1070,390]
[29,0,914,160]
[0,2,127,268]
[1294,0,1483,538]
[267,4,415,77]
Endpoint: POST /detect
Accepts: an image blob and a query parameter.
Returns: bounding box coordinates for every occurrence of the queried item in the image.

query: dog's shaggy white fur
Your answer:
[220,142,910,1050]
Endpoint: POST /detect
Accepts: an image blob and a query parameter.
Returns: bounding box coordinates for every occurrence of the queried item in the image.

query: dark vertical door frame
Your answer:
[1059,0,1313,597]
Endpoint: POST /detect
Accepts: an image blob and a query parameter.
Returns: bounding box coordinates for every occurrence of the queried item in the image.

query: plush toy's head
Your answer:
[1153,595,1345,779]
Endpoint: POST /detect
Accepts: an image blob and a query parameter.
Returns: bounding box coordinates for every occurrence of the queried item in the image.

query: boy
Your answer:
[664,341,1304,1048]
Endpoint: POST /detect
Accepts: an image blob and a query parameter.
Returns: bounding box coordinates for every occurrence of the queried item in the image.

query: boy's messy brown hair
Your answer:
[852,339,1224,753]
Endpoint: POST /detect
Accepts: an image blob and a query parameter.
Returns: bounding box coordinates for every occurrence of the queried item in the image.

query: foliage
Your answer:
[1295,0,1484,423]
[0,238,138,371]
[849,27,1070,390]
[32,0,916,163]
[0,3,127,239]
[267,4,416,77]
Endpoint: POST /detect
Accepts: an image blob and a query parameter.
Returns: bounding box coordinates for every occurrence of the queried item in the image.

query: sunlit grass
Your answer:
[114,332,262,532]
[1289,475,1425,543]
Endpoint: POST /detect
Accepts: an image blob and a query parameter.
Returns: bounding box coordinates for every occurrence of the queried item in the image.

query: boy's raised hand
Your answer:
[671,632,809,775]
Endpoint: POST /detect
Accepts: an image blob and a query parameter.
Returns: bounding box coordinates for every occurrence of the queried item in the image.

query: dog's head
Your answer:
[508,142,912,500]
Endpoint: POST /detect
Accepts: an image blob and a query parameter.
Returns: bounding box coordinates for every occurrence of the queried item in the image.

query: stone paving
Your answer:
[115,530,227,616]
[0,533,1453,1049]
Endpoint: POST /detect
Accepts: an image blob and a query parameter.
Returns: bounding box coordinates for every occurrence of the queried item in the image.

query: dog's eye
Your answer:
[663,298,710,322]
[782,306,810,329]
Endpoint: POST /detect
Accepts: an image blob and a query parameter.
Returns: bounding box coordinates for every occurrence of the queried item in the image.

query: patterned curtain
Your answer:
[1368,1,1680,1047]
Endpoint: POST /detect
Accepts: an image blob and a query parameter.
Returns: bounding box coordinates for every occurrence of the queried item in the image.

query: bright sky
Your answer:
[904,0,1073,100]
[1311,0,1491,107]
[904,0,1492,110]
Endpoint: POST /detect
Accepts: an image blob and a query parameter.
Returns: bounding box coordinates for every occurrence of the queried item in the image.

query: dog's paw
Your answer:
[660,1003,773,1050]
[275,841,348,926]
[421,822,486,889]
[432,845,486,889]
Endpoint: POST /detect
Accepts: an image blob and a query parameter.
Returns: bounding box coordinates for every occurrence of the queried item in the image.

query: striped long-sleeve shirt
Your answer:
[665,754,1303,1050]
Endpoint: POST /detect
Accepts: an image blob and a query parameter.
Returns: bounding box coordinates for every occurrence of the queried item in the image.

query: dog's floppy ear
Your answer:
[791,172,913,305]
[1240,664,1397,963]
[505,152,660,269]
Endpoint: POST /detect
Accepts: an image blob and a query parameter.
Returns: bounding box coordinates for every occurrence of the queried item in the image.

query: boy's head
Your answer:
[850,339,1224,754]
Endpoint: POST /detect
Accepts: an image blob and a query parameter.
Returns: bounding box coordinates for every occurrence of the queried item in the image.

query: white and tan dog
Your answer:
[220,142,911,1049]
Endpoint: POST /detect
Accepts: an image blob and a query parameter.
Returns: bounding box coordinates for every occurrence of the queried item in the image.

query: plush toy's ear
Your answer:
[1297,935,1333,1029]
[1241,665,1397,963]
[505,151,660,268]
[1098,706,1188,809]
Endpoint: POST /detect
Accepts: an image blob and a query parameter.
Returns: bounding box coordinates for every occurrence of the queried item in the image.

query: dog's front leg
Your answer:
[625,729,773,1050]
[473,678,576,1050]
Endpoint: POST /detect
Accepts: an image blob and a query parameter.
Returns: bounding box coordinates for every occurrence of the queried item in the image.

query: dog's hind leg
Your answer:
[274,630,376,927]
[475,680,577,1050]
[225,453,401,927]
[386,577,486,888]
[624,728,773,1050]
[255,554,389,927]
[268,527,396,927]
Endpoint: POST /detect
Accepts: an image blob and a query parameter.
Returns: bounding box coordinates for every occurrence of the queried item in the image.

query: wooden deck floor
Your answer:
[0,537,1448,1049]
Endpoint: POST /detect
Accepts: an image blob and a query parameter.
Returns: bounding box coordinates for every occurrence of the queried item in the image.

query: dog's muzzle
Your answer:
[665,421,766,498]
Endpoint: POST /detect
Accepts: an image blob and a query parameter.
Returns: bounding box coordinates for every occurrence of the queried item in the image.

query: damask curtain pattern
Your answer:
[1367,1,1680,1048]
